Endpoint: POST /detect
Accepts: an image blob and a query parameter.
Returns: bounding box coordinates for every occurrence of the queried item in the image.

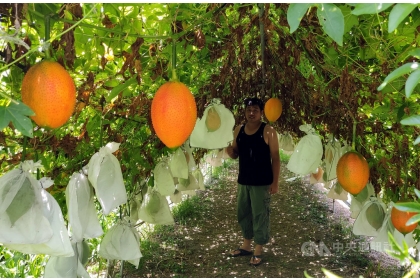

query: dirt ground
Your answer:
[123,162,402,278]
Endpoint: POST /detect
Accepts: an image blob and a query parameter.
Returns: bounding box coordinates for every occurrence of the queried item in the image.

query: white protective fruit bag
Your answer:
[353,197,386,237]
[326,181,349,201]
[154,159,175,196]
[323,134,342,181]
[183,139,197,171]
[168,148,188,180]
[349,182,375,219]
[192,169,205,190]
[129,193,141,224]
[0,160,53,245]
[205,149,223,167]
[5,177,73,257]
[177,172,199,192]
[278,132,295,153]
[44,240,90,278]
[138,187,174,225]
[66,171,103,242]
[99,218,142,268]
[87,142,127,215]
[286,124,323,175]
[190,99,235,149]
[170,189,184,204]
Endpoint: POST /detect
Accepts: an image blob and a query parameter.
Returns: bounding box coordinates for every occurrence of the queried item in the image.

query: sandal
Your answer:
[229,248,252,257]
[249,255,263,266]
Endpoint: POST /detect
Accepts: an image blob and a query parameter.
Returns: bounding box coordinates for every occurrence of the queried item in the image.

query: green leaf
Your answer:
[394,201,420,213]
[401,115,420,126]
[405,69,420,98]
[287,3,311,33]
[107,77,138,102]
[104,79,122,87]
[303,271,314,278]
[415,188,420,199]
[340,5,359,34]
[321,268,341,278]
[387,232,404,256]
[406,213,420,226]
[377,62,419,91]
[388,4,417,33]
[0,101,34,137]
[408,48,420,59]
[317,4,344,46]
[351,3,393,15]
[413,136,420,145]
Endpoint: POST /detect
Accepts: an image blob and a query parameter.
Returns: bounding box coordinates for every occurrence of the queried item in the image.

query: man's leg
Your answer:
[249,185,270,265]
[231,184,254,255]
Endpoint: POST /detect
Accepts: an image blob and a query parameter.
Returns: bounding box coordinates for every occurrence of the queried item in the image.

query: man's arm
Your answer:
[226,125,241,159]
[266,125,280,194]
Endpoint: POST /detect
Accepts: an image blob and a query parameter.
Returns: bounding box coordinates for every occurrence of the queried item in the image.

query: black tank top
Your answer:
[236,122,273,185]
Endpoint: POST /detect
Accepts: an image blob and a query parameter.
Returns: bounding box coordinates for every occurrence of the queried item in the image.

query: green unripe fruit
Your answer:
[366,203,384,230]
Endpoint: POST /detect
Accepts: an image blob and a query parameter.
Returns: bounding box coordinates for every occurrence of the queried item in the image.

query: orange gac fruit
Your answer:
[391,203,418,235]
[21,60,76,129]
[336,150,369,195]
[264,97,282,122]
[151,81,197,149]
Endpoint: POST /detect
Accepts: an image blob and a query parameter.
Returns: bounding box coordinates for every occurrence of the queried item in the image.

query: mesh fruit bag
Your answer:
[87,142,127,215]
[286,124,323,175]
[352,197,386,237]
[0,160,53,245]
[66,171,103,242]
[98,219,142,269]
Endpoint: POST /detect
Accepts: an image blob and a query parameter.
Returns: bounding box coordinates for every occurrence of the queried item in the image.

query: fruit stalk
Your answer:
[352,119,356,150]
[21,136,27,162]
[171,38,178,81]
[44,14,51,59]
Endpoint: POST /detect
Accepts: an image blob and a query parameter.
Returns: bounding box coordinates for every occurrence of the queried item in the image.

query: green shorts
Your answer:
[237,183,271,245]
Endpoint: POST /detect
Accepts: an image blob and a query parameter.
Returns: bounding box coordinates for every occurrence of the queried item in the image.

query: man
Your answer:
[226,97,280,266]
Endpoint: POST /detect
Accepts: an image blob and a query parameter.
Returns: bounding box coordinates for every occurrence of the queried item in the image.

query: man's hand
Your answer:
[225,143,238,159]
[269,182,278,195]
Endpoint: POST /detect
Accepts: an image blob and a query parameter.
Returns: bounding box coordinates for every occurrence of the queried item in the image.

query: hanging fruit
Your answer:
[264,97,282,122]
[336,150,369,195]
[391,203,418,235]
[365,203,385,230]
[21,60,76,129]
[205,106,222,132]
[151,81,197,148]
[310,166,324,182]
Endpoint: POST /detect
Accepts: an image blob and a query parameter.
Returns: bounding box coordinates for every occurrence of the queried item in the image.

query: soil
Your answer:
[123,162,402,278]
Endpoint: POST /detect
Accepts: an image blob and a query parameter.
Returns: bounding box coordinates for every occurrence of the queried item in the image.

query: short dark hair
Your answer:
[244,97,264,110]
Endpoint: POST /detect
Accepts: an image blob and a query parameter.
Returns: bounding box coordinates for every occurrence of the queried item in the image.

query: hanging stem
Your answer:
[21,136,27,162]
[44,14,51,59]
[35,150,40,180]
[352,119,357,150]
[258,3,265,95]
[99,96,105,148]
[171,38,178,81]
